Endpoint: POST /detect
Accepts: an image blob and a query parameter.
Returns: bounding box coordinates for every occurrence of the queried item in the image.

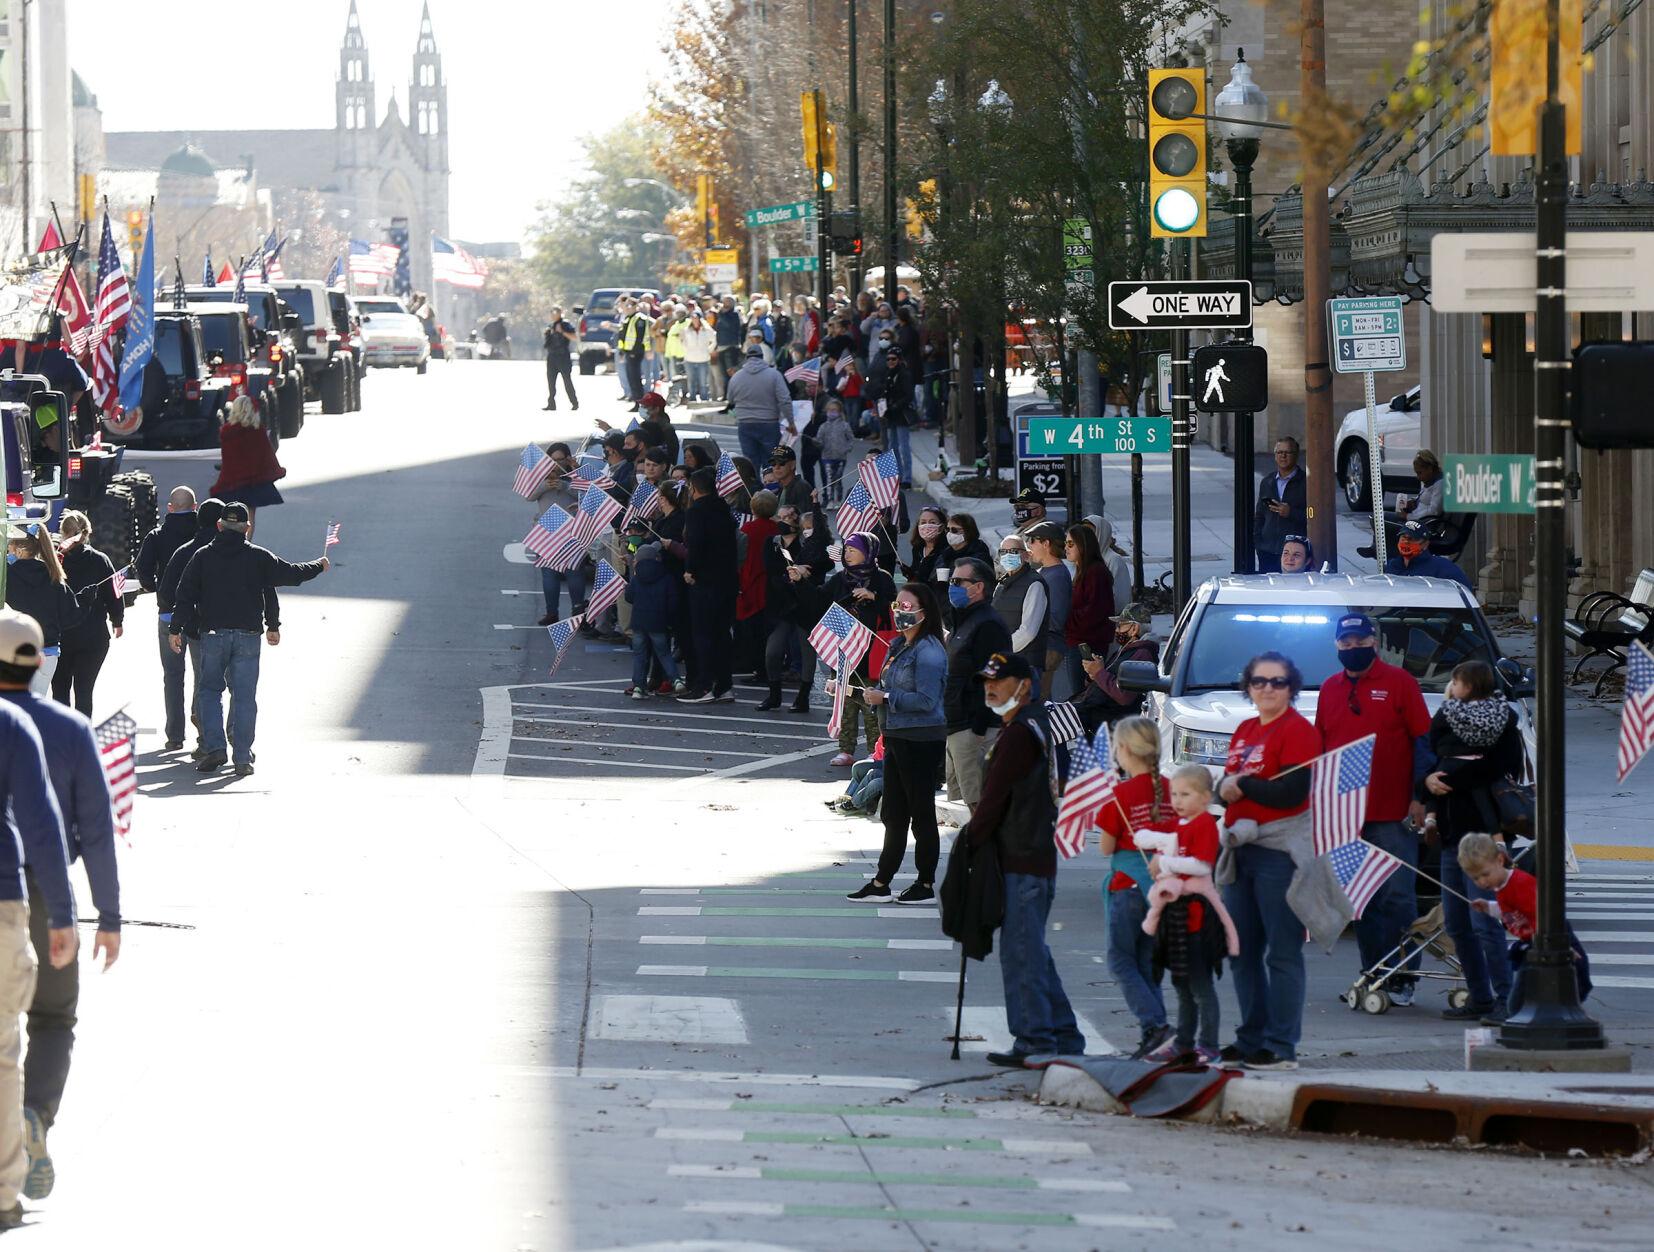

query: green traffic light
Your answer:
[1153,188,1200,233]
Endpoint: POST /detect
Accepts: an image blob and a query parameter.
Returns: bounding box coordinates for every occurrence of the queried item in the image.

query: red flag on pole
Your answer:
[55,265,94,358]
[217,261,235,285]
[36,220,64,253]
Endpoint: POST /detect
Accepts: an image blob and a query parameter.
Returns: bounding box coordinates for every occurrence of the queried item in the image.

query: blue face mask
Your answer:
[947,583,971,609]
[4,554,14,566]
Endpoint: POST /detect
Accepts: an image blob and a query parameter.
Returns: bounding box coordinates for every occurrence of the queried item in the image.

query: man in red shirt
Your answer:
[1315,613,1433,1004]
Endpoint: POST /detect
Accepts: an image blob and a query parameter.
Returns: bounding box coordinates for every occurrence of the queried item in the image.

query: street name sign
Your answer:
[1191,342,1269,413]
[1329,295,1406,373]
[745,201,817,229]
[1443,453,1535,514]
[1107,280,1252,331]
[1028,417,1172,456]
[769,256,820,273]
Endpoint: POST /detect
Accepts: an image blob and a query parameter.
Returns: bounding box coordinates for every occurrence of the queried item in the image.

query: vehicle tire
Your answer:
[1361,989,1391,1015]
[343,358,360,412]
[320,362,346,415]
[351,359,364,409]
[1448,988,1471,1011]
[579,352,598,376]
[416,359,428,375]
[110,470,158,546]
[1342,441,1371,511]
[279,379,306,439]
[86,484,139,575]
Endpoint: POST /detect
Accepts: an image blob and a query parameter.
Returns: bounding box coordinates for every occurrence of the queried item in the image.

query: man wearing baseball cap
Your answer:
[1314,611,1433,1004]
[963,651,1086,1067]
[0,611,76,1228]
[765,444,814,517]
[1383,520,1472,589]
[1075,602,1160,731]
[1010,488,1047,536]
[167,502,331,775]
[0,608,120,1201]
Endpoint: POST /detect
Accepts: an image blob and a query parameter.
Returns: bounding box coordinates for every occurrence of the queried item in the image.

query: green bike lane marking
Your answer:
[684,1201,1168,1229]
[654,1127,1090,1154]
[637,965,954,982]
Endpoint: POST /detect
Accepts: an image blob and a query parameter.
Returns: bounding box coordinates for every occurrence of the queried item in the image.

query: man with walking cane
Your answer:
[951,653,1086,1068]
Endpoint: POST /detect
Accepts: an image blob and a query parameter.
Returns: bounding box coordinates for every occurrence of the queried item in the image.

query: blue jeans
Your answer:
[541,564,588,619]
[1105,883,1166,1031]
[886,421,912,485]
[686,361,711,400]
[197,629,261,764]
[1223,845,1307,1059]
[738,421,781,466]
[1354,820,1422,984]
[1000,873,1086,1057]
[1440,849,1512,1007]
[631,631,678,689]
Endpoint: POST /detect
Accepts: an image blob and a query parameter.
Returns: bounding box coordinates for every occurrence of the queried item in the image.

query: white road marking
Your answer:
[888,938,955,951]
[1590,976,1654,989]
[513,700,827,730]
[506,753,704,773]
[635,906,938,919]
[1584,953,1654,966]
[650,1099,731,1111]
[1562,910,1654,919]
[639,907,704,916]
[494,624,543,630]
[500,589,536,595]
[684,1201,782,1216]
[658,1127,743,1142]
[668,1164,762,1179]
[1040,1179,1132,1193]
[590,994,749,1044]
[687,742,841,784]
[511,714,825,743]
[950,1007,1116,1056]
[1566,931,1654,942]
[1000,1139,1093,1156]
[640,888,703,896]
[516,737,773,758]
[518,1066,919,1091]
[502,542,535,565]
[1076,1214,1176,1231]
[472,686,513,778]
[897,971,956,982]
[640,965,709,977]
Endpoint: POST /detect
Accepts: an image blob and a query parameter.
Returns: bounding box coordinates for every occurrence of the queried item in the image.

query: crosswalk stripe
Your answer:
[636,887,908,896]
[1591,976,1654,989]
[639,935,954,951]
[1565,931,1654,942]
[655,1127,1091,1154]
[513,700,826,730]
[681,1200,1165,1228]
[638,906,939,919]
[1583,953,1654,966]
[512,714,825,743]
[518,738,774,758]
[665,1163,1128,1192]
[507,753,704,773]
[638,964,955,983]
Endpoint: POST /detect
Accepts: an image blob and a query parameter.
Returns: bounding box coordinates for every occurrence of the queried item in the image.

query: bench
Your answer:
[1424,512,1477,562]
[1564,567,1654,697]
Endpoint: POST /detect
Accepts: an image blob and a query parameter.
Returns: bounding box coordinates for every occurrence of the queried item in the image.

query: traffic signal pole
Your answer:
[1300,0,1338,569]
[1171,240,1193,613]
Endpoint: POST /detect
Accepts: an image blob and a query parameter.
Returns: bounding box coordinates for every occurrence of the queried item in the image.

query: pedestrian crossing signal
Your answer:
[1191,341,1268,413]
[1148,69,1207,239]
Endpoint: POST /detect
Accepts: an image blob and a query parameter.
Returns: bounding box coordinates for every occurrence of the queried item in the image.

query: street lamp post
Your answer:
[883,0,897,306]
[1215,51,1268,575]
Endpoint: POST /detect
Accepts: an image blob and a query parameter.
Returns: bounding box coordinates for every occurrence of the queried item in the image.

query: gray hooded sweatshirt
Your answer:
[724,357,791,426]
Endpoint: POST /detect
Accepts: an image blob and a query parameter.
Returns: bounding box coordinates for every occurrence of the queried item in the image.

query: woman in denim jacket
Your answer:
[847,582,949,906]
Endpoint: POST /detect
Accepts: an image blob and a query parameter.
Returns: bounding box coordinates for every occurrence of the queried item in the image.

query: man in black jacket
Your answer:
[137,486,199,748]
[1254,437,1307,572]
[676,468,737,704]
[156,498,226,754]
[168,504,329,775]
[943,556,1013,814]
[542,307,578,411]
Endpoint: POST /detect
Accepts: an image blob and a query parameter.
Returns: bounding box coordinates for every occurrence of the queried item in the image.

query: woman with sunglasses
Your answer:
[1213,651,1321,1071]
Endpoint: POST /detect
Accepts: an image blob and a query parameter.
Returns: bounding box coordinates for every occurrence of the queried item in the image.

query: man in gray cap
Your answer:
[1076,602,1160,731]
[168,502,331,775]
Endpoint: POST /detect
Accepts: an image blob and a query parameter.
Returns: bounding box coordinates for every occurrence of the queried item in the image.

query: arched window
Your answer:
[347,59,361,83]
[419,64,435,87]
[427,105,439,136]
[354,102,367,130]
[416,101,428,135]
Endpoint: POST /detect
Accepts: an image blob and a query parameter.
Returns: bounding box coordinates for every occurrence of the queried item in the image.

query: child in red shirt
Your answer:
[1134,766,1240,956]
[1459,832,1592,1010]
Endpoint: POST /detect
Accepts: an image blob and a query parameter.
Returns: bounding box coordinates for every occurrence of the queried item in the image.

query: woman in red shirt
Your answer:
[1063,524,1115,698]
[1215,651,1321,1071]
[211,394,286,527]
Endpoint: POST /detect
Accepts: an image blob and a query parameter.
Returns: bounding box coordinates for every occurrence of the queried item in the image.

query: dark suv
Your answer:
[576,287,659,375]
[107,311,233,449]
[184,283,305,433]
[190,305,295,444]
[327,289,366,411]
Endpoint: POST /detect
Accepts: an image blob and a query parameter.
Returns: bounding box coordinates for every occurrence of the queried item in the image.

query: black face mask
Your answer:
[1338,645,1377,673]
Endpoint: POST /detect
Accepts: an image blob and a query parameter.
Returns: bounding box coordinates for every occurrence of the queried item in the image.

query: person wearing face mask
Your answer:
[1009,488,1047,536]
[807,532,897,766]
[1383,520,1471,588]
[1313,612,1433,1006]
[942,557,1013,813]
[966,651,1087,1067]
[759,505,832,713]
[991,535,1042,678]
[1021,523,1074,700]
[944,512,991,569]
[1277,534,1314,575]
[1075,603,1160,732]
[3,529,79,698]
[904,507,951,588]
[847,583,948,905]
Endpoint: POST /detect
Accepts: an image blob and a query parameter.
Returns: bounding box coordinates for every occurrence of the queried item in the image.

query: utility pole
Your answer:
[883,0,898,306]
[847,0,861,295]
[20,0,31,253]
[1170,239,1193,611]
[1300,0,1337,568]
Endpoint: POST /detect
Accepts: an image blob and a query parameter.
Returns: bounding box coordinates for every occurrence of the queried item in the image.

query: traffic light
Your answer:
[1573,342,1654,448]
[126,209,144,256]
[827,210,861,257]
[1147,68,1207,238]
[801,90,823,172]
[1190,342,1269,413]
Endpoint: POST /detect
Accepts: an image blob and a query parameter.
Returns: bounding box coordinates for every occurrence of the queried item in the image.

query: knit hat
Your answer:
[844,531,878,561]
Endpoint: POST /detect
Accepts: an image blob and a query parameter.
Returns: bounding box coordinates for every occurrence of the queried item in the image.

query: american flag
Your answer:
[514,443,556,499]
[1312,733,1375,856]
[324,522,342,551]
[91,211,132,413]
[785,356,821,389]
[231,260,246,304]
[94,710,137,840]
[808,603,874,676]
[572,483,622,549]
[825,646,851,740]
[623,480,663,528]
[546,615,583,678]
[202,251,216,286]
[524,504,576,561]
[858,449,902,510]
[1044,701,1085,745]
[1617,640,1654,783]
[348,239,398,280]
[584,559,627,620]
[111,565,130,598]
[715,453,744,500]
[1329,839,1403,918]
[326,256,345,287]
[836,480,883,537]
[432,235,488,289]
[1055,723,1116,859]
[570,456,615,490]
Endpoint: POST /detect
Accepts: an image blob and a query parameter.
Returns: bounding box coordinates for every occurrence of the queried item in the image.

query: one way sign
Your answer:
[1107,280,1253,331]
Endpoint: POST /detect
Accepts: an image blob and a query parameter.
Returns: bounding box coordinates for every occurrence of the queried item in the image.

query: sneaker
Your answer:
[196,752,227,773]
[233,762,255,777]
[846,881,891,902]
[655,681,673,695]
[1194,1046,1222,1066]
[676,689,715,704]
[1217,1043,1249,1067]
[1481,1005,1511,1026]
[21,1107,51,1200]
[829,752,855,767]
[894,882,935,906]
[712,689,736,703]
[671,678,688,694]
[630,688,648,701]
[1132,1023,1175,1060]
[1388,982,1416,1008]
[984,1050,1031,1069]
[1145,1037,1187,1063]
[1243,1051,1300,1071]
[1443,1001,1496,1021]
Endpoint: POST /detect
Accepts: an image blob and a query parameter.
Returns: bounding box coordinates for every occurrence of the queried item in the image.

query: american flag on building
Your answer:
[94,710,138,840]
[524,504,576,562]
[432,235,488,289]
[1329,839,1402,918]
[91,211,132,412]
[1617,640,1654,783]
[1055,723,1115,859]
[514,443,556,499]
[858,449,901,510]
[1311,734,1375,856]
[348,239,398,280]
[835,480,883,537]
[546,616,583,678]
[570,456,615,490]
[584,559,627,620]
[715,453,744,500]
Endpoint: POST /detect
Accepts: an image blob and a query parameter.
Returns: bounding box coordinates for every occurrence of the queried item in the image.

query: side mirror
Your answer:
[573,306,586,316]
[281,313,302,332]
[1496,656,1537,699]
[1389,394,1407,411]
[1118,659,1171,693]
[26,390,69,500]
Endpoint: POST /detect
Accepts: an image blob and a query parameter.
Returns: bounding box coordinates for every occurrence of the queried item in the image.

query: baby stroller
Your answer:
[1343,904,1471,1015]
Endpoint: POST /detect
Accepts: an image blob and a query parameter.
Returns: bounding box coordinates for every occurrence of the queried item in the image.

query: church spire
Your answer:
[417,2,437,54]
[344,0,365,48]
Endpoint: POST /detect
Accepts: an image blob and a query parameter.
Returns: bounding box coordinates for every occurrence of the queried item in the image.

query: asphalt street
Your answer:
[19,358,1653,1250]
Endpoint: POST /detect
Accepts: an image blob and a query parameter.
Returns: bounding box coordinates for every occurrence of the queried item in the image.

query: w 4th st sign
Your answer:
[1108,280,1252,331]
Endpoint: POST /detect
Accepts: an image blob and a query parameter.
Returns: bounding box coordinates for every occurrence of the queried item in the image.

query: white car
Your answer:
[1120,572,1536,775]
[360,311,432,372]
[1335,385,1422,511]
[355,296,408,317]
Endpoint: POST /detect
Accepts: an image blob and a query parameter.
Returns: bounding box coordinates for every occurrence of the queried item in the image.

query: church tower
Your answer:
[409,3,450,243]
[335,0,377,172]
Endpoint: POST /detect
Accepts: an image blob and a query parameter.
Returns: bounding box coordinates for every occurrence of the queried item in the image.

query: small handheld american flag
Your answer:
[1329,839,1403,918]
[808,603,874,676]
[110,565,130,599]
[546,615,583,678]
[1055,723,1115,859]
[825,646,850,741]
[94,710,138,841]
[835,480,883,538]
[715,453,744,500]
[1043,701,1085,746]
[571,456,615,490]
[572,483,622,549]
[524,505,575,562]
[323,522,341,556]
[858,449,902,510]
[623,480,663,528]
[1311,734,1375,856]
[584,559,627,620]
[513,443,556,499]
[1618,640,1654,783]
[785,356,821,390]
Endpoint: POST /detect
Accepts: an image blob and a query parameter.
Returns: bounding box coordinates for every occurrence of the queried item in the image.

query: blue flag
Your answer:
[118,212,156,413]
[202,250,215,286]
[326,255,344,287]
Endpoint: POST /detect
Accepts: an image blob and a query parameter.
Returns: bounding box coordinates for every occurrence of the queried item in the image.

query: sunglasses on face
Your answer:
[1247,675,1292,690]
[949,577,979,586]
